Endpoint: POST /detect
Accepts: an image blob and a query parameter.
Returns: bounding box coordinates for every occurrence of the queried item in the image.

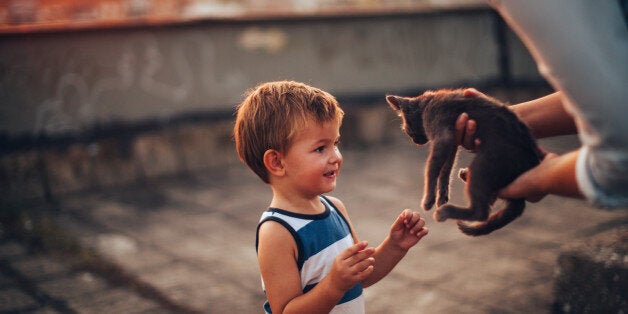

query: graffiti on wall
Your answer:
[0,30,253,137]
[0,13,511,139]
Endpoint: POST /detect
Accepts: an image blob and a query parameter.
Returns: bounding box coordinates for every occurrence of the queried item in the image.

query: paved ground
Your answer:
[1,133,627,313]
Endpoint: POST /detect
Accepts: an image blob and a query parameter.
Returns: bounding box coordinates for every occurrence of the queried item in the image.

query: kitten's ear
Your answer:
[386,95,404,111]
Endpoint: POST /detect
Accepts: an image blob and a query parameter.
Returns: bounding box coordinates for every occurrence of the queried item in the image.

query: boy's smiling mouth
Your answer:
[323,170,337,178]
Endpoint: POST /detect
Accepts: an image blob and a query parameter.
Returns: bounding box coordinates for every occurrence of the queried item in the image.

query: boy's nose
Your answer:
[330,148,342,162]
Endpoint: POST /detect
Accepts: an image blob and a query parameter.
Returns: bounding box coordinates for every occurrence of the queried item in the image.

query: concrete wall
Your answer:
[0,7,540,142]
[0,7,547,204]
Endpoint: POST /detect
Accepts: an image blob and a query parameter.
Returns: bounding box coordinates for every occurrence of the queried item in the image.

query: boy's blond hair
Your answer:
[234,81,344,183]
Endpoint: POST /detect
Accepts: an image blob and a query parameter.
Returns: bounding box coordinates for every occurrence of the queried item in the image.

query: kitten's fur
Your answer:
[386,89,541,236]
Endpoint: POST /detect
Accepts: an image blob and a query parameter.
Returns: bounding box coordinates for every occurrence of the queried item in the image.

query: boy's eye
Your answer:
[314,146,325,152]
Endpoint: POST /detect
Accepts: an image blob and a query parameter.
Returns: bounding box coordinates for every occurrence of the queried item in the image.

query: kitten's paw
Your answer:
[437,196,449,207]
[422,197,435,211]
[433,208,449,222]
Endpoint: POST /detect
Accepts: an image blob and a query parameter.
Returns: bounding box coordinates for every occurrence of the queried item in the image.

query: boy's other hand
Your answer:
[328,241,375,293]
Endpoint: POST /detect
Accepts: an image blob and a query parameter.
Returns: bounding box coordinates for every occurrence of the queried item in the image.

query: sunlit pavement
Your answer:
[1,134,626,313]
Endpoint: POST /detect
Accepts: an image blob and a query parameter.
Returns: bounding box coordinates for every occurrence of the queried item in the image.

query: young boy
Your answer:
[234,81,429,313]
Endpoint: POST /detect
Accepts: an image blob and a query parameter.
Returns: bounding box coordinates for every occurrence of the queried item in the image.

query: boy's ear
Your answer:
[263,149,285,177]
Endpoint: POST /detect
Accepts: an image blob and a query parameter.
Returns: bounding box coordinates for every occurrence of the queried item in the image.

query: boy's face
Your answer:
[282,119,342,198]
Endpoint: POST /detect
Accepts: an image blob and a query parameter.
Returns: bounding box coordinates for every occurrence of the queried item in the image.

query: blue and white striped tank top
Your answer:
[256,195,365,313]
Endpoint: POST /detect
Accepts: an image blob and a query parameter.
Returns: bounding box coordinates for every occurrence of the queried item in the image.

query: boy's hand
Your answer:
[389,209,429,251]
[328,241,375,293]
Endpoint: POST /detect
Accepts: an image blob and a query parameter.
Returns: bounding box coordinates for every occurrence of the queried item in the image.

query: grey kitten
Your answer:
[386,89,541,236]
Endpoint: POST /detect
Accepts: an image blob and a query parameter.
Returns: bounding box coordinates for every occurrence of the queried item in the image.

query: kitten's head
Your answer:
[386,94,429,145]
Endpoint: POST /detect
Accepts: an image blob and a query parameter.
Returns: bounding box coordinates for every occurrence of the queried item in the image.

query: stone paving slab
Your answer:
[1,133,627,313]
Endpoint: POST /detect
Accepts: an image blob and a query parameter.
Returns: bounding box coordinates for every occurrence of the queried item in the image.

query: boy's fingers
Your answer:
[339,241,368,260]
[354,257,375,272]
[411,220,426,233]
[414,227,429,239]
[394,209,411,230]
[405,211,423,225]
[397,210,408,222]
[344,245,375,265]
[402,209,415,222]
[356,265,375,281]
[409,220,427,236]
[412,212,423,225]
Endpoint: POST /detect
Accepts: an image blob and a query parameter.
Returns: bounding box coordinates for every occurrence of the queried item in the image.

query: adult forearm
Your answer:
[539,150,583,198]
[511,92,577,139]
[499,150,583,201]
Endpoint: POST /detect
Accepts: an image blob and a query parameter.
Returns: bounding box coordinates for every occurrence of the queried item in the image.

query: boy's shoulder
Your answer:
[256,213,297,252]
[321,195,348,217]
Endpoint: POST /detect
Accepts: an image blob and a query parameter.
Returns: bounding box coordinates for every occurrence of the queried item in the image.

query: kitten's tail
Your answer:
[457,199,525,236]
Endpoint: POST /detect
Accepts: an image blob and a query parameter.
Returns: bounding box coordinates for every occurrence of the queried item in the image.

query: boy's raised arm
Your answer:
[363,209,428,287]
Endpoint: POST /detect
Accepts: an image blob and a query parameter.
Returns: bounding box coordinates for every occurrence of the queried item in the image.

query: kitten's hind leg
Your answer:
[434,202,490,222]
[422,140,455,211]
[457,199,525,236]
[434,168,492,222]
[436,147,458,207]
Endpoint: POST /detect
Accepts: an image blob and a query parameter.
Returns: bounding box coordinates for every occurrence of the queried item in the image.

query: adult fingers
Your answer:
[463,119,478,151]
[463,88,487,98]
[463,88,479,97]
[455,113,478,151]
[455,113,469,146]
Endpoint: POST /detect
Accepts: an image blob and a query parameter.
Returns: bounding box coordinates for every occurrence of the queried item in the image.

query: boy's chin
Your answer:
[322,182,337,193]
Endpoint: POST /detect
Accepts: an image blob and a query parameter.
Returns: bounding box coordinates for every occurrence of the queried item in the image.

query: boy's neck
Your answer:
[269,190,326,215]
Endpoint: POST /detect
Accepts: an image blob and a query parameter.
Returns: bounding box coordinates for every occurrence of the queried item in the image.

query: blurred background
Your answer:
[3,1,624,313]
[1,0,543,201]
